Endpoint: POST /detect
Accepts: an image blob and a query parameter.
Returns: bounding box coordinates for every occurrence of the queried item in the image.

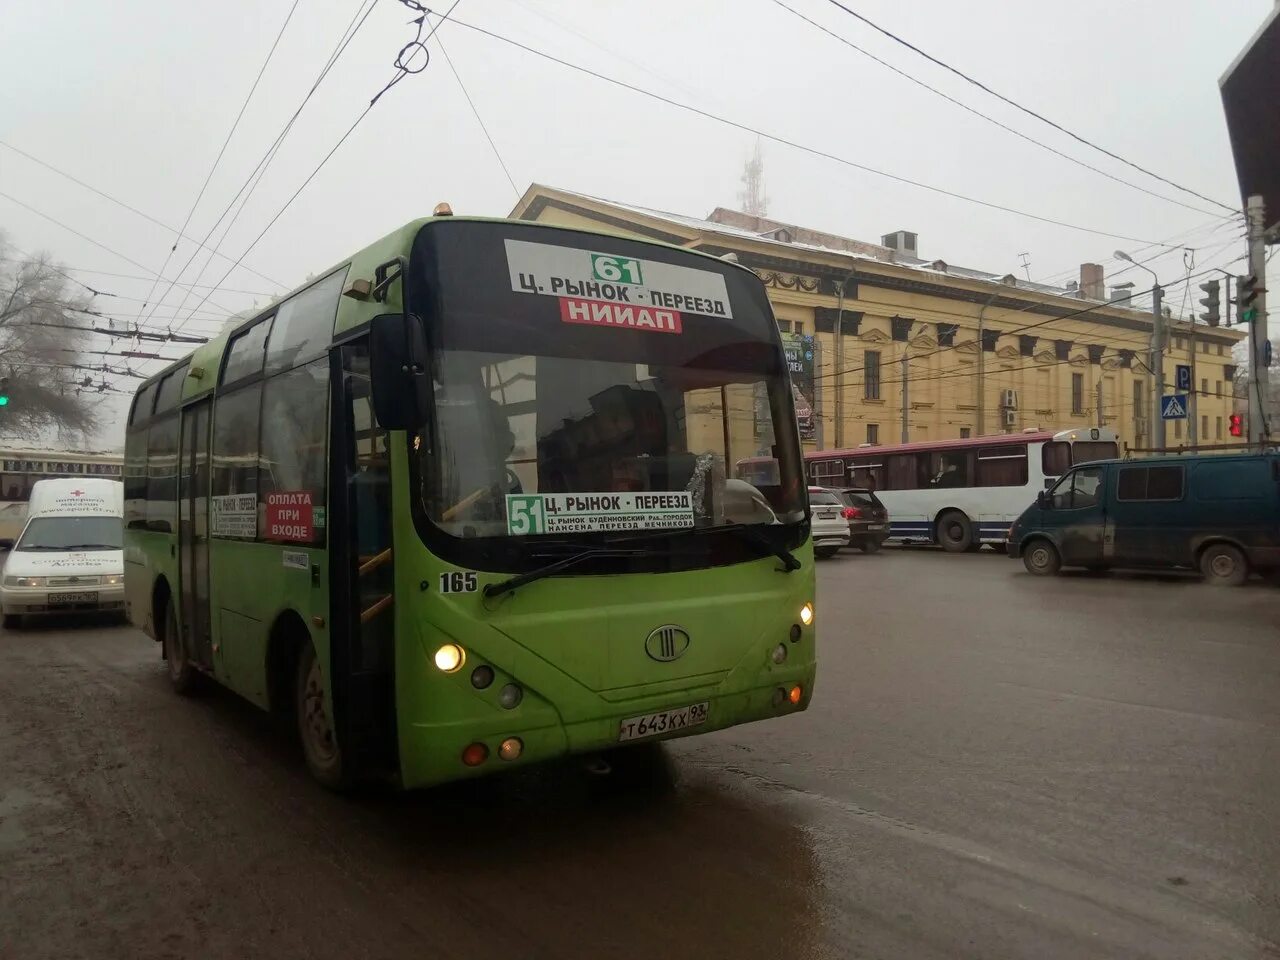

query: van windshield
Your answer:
[16,516,123,551]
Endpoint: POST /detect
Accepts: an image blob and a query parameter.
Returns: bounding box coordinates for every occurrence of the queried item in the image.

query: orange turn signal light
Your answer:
[788,685,803,705]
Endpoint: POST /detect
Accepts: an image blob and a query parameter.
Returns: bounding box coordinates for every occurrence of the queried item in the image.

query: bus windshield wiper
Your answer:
[483,546,652,600]
[608,522,801,572]
[61,543,120,550]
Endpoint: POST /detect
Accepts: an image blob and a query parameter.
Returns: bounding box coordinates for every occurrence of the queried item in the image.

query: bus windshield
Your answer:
[410,222,805,541]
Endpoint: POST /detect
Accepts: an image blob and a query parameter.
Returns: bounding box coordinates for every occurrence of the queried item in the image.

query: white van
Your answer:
[1,478,125,627]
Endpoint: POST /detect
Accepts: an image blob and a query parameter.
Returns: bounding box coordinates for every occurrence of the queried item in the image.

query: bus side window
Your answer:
[886,455,917,490]
[1042,441,1071,478]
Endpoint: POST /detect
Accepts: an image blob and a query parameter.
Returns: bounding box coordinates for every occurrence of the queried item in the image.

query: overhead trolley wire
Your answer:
[442,15,1203,247]
[137,0,302,314]
[146,0,382,330]
[817,0,1239,214]
[174,0,467,332]
[0,141,286,289]
[767,0,1233,220]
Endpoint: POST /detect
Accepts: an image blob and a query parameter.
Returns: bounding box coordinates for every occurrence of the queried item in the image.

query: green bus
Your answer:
[123,212,816,789]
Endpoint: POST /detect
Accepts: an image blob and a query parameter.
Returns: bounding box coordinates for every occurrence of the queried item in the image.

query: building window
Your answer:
[1201,377,1208,396]
[960,427,971,439]
[864,351,881,400]
[1202,414,1209,439]
[1215,380,1222,397]
[866,423,879,445]
[1071,373,1084,414]
[776,320,792,333]
[1174,418,1182,440]
[1174,336,1185,351]
[1216,416,1223,440]
[793,322,805,334]
[1132,380,1144,417]
[1217,344,1224,356]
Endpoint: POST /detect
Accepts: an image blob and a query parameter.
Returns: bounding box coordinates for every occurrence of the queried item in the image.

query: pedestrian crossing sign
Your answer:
[1160,394,1188,420]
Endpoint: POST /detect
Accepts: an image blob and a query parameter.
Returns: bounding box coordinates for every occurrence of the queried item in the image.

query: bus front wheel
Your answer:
[296,643,350,791]
[936,510,973,553]
[1022,540,1061,576]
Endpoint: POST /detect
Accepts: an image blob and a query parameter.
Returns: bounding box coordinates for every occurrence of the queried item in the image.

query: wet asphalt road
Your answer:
[2,550,1279,960]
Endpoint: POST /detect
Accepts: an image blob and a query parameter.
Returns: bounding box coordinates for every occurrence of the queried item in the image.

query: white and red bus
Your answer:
[747,428,1118,551]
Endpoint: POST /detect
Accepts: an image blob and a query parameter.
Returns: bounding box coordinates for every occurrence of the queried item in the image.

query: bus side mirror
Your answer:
[1036,490,1050,509]
[0,538,12,551]
[369,313,429,431]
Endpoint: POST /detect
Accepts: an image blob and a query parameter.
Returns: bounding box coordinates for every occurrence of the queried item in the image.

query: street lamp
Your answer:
[1115,250,1167,448]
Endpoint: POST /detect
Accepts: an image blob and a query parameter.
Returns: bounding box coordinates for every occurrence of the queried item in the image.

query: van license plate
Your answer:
[618,701,709,742]
[49,591,97,605]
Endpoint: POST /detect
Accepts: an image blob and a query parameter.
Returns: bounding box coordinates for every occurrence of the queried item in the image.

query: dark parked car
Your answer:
[834,487,891,553]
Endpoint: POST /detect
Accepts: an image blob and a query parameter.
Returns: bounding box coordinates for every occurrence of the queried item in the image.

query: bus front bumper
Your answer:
[1,582,126,617]
[398,668,816,789]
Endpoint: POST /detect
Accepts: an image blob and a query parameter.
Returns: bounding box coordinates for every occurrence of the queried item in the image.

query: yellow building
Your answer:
[513,186,1245,453]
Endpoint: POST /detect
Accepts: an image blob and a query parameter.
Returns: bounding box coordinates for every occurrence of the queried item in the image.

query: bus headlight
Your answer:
[102,574,123,586]
[799,602,814,627]
[434,643,465,673]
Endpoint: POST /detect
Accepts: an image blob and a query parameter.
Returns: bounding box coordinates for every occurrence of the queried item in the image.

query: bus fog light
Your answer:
[788,684,803,705]
[499,737,523,761]
[790,624,801,643]
[772,687,786,708]
[434,643,465,673]
[498,683,523,709]
[462,742,488,766]
[471,665,494,689]
[771,643,788,665]
[799,602,814,627]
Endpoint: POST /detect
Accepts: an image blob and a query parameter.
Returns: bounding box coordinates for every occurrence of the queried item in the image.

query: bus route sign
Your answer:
[505,492,694,536]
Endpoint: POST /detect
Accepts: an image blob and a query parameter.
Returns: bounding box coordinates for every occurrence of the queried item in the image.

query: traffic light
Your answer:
[1238,273,1261,324]
[1199,279,1221,326]
[0,377,8,408]
[1229,412,1244,437]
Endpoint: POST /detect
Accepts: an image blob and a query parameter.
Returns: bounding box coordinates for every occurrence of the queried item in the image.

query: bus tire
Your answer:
[1199,542,1248,587]
[935,510,973,553]
[1022,539,1061,576]
[2,612,20,630]
[296,642,351,791]
[161,597,201,695]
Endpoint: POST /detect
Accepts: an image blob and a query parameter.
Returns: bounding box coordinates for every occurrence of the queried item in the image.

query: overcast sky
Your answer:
[0,0,1272,449]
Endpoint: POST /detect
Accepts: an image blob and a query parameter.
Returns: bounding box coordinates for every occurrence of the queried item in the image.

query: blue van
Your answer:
[1006,452,1280,585]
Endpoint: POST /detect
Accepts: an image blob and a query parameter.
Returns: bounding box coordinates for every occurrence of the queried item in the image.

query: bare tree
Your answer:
[0,233,98,438]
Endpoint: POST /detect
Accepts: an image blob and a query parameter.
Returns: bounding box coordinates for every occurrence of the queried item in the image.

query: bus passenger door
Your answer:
[178,399,213,668]
[327,341,398,775]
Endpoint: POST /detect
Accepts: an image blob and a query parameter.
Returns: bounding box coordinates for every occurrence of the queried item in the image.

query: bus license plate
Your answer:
[618,702,709,742]
[49,591,97,605]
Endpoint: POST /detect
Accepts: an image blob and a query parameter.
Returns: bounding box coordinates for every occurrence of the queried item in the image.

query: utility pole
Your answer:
[1245,194,1270,443]
[1188,315,1198,447]
[832,269,855,449]
[900,353,910,443]
[1096,379,1103,429]
[1149,284,1166,448]
[976,291,998,436]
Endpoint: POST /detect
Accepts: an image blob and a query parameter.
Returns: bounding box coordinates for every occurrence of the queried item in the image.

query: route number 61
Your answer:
[591,254,643,286]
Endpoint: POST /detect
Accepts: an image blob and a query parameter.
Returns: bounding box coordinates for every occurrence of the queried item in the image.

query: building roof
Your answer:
[516,185,1131,304]
[512,185,1249,348]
